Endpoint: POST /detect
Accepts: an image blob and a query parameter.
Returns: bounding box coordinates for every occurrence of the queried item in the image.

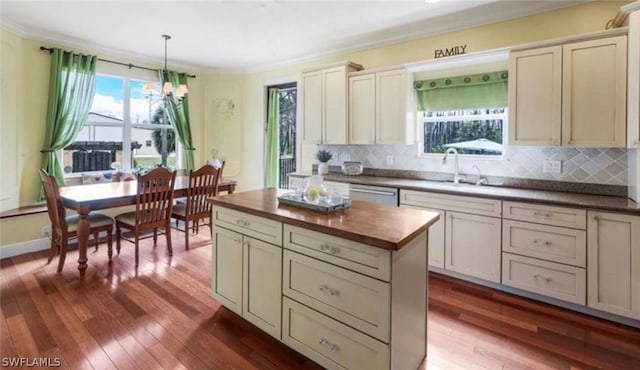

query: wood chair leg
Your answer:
[153,228,158,245]
[47,237,57,264]
[166,224,173,257]
[107,232,113,261]
[93,232,100,251]
[134,234,139,267]
[185,224,189,251]
[57,239,68,273]
[116,226,122,254]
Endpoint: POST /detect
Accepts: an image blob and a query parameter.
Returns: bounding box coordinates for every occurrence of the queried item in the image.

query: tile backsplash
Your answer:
[320,145,628,186]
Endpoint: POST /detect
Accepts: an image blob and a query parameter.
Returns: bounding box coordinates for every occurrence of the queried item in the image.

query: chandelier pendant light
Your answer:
[143,34,188,99]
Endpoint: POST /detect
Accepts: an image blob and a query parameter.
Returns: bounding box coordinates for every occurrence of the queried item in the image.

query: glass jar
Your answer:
[302,175,327,203]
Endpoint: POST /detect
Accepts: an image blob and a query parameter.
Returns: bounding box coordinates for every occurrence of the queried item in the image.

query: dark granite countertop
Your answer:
[290,172,640,215]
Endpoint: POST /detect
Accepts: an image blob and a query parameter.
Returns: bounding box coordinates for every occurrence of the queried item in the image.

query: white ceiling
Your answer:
[1,0,587,74]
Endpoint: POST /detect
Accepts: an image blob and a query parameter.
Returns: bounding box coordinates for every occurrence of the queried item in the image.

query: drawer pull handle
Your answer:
[319,243,340,255]
[534,239,552,246]
[533,274,552,283]
[319,284,340,296]
[235,218,250,227]
[319,337,339,352]
[533,211,552,218]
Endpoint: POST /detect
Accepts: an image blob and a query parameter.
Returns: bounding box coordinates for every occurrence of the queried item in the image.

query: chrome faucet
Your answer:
[443,148,465,184]
[473,164,488,186]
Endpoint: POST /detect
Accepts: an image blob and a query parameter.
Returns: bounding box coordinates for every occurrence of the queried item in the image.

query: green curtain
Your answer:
[265,88,280,188]
[40,48,97,194]
[415,71,508,111]
[159,69,195,171]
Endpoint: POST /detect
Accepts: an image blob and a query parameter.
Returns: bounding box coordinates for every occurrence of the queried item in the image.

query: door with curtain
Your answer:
[265,83,297,188]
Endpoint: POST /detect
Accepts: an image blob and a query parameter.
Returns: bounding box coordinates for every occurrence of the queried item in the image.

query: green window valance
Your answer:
[414,70,508,111]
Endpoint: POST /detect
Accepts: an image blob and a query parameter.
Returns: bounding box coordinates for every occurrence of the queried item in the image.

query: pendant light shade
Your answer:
[147,34,188,99]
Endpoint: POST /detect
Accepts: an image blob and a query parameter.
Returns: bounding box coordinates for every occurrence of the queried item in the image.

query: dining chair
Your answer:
[171,162,224,250]
[114,167,176,267]
[38,168,114,273]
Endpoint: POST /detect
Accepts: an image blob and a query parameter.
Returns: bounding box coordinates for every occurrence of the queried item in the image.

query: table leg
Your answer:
[76,206,90,277]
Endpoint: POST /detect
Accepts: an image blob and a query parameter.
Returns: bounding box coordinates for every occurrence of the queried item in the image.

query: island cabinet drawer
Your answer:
[503,220,586,267]
[400,189,501,217]
[502,253,586,305]
[213,206,282,245]
[282,297,390,370]
[283,250,391,342]
[503,201,586,229]
[283,224,391,281]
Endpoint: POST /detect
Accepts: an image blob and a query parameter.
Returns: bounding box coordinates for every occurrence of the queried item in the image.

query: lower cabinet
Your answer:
[587,211,640,320]
[501,201,587,305]
[400,190,502,282]
[212,207,283,339]
[212,207,429,369]
[502,253,586,305]
[282,224,427,370]
[446,211,502,283]
[282,297,390,370]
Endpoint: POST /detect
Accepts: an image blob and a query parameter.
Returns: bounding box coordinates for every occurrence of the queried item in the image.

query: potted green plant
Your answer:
[315,149,333,175]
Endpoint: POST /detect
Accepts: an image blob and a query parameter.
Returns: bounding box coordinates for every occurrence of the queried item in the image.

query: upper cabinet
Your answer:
[349,68,414,145]
[301,61,363,144]
[508,46,562,145]
[509,35,627,147]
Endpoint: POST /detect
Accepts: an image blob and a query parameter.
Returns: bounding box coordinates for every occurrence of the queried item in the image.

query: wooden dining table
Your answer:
[58,177,237,276]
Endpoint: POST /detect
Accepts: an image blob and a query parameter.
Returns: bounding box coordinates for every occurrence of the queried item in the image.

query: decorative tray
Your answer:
[277,192,351,214]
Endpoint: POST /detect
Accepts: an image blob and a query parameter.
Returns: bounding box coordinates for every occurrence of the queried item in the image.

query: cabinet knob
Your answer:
[319,284,340,296]
[533,274,552,283]
[533,211,552,218]
[319,243,340,255]
[533,239,552,246]
[319,337,339,352]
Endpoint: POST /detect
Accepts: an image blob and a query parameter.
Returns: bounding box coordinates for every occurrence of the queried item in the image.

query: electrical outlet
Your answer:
[41,226,50,238]
[543,160,562,174]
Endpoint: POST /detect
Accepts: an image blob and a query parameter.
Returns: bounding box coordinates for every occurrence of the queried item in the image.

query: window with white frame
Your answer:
[62,74,181,174]
[415,70,507,157]
[421,108,505,156]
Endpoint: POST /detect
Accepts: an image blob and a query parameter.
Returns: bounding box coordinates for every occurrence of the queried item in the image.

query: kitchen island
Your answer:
[211,188,440,370]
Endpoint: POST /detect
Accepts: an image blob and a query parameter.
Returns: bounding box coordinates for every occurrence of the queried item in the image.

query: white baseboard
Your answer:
[0,238,50,259]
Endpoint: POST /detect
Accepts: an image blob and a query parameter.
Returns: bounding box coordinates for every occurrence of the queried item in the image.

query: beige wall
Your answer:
[0,1,628,248]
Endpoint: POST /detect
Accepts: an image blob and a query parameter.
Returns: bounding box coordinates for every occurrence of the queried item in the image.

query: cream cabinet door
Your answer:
[376,69,408,144]
[562,36,627,147]
[400,204,445,269]
[212,226,243,316]
[301,70,322,144]
[323,66,349,144]
[243,236,282,339]
[445,211,501,283]
[587,211,640,320]
[508,46,562,145]
[349,73,376,144]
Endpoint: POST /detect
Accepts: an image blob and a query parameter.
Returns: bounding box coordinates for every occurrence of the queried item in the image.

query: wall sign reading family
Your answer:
[434,44,468,58]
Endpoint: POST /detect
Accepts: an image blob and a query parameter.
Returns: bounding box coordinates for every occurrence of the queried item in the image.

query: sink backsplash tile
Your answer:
[319,145,628,186]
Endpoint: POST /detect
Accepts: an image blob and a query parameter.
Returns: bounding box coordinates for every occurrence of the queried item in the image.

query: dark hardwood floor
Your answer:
[1,232,639,369]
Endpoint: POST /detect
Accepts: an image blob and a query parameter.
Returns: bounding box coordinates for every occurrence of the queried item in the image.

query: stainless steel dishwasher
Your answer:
[349,184,399,206]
